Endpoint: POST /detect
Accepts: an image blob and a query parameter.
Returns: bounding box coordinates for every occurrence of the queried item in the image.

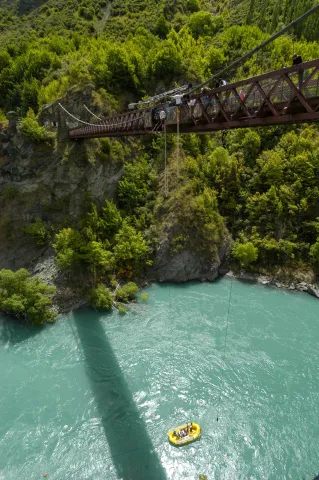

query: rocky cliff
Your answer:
[0,87,123,276]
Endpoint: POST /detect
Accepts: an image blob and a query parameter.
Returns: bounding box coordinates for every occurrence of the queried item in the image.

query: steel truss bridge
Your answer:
[69,59,319,139]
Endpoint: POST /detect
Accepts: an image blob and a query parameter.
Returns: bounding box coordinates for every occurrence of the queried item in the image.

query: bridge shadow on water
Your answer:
[73,309,167,480]
[0,314,43,345]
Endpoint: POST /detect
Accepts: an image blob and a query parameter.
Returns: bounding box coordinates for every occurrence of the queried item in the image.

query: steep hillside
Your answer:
[221,0,319,40]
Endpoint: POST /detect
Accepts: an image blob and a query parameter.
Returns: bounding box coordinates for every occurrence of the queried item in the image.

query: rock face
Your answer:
[153,233,231,283]
[307,284,319,298]
[0,86,123,272]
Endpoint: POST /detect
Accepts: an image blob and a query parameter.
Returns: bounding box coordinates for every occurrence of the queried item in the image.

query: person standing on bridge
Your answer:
[160,109,167,130]
[293,54,304,89]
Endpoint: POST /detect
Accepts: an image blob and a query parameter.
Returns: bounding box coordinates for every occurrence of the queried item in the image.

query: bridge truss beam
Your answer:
[68,59,319,139]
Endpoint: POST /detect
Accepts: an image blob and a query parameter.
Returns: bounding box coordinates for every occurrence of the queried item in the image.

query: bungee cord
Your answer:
[216,278,233,422]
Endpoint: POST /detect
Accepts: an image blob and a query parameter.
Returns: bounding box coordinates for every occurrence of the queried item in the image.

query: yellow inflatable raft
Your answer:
[168,422,201,446]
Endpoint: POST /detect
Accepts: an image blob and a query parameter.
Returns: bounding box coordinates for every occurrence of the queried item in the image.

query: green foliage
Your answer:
[118,157,155,214]
[154,15,170,39]
[151,40,184,82]
[54,199,150,277]
[113,222,151,269]
[0,268,56,325]
[2,184,19,200]
[310,241,319,264]
[115,282,139,302]
[53,228,85,270]
[167,181,225,255]
[205,46,227,75]
[0,108,7,121]
[117,304,127,314]
[232,241,258,267]
[84,200,122,240]
[87,285,113,310]
[24,219,49,246]
[19,109,53,143]
[187,11,222,39]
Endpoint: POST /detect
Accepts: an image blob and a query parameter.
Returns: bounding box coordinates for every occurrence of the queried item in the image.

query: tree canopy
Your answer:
[0,269,56,325]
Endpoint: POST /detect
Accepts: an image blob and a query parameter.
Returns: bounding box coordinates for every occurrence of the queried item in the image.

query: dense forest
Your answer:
[0,0,319,323]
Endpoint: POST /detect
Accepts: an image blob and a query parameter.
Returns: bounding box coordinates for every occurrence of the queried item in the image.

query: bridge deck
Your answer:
[68,59,319,139]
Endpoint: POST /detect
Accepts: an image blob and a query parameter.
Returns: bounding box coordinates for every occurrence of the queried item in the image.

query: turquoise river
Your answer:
[0,279,318,479]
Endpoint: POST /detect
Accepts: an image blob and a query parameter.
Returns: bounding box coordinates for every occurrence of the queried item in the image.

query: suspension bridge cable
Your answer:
[59,103,144,130]
[189,2,319,95]
[216,278,233,422]
[84,104,103,121]
[58,103,103,126]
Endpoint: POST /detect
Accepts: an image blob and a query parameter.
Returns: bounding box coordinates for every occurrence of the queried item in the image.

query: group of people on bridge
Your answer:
[148,53,305,131]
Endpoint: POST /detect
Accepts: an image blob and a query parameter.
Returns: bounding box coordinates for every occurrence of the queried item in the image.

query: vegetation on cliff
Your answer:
[0,268,56,325]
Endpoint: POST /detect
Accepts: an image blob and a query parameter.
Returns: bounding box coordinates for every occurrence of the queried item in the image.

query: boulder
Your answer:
[308,284,319,298]
[153,237,231,283]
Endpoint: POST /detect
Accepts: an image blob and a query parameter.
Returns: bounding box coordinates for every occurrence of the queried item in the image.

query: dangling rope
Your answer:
[176,108,180,176]
[216,278,233,422]
[164,123,168,197]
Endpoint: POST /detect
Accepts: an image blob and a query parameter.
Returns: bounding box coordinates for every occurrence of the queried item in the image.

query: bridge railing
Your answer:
[69,58,319,138]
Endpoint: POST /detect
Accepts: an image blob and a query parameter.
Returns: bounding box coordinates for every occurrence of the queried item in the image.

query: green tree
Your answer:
[118,157,154,214]
[310,240,319,263]
[151,41,184,81]
[19,108,53,143]
[115,282,139,302]
[83,201,122,241]
[84,240,114,277]
[53,228,85,270]
[0,268,56,325]
[232,241,258,268]
[187,11,222,39]
[113,222,151,269]
[87,285,113,310]
[24,219,49,246]
[154,14,170,39]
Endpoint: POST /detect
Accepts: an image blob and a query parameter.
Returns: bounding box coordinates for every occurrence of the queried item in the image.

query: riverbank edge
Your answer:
[224,270,319,299]
[50,268,319,316]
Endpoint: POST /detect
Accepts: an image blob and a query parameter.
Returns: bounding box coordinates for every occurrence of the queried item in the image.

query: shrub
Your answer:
[0,108,6,121]
[0,268,56,325]
[87,285,113,310]
[2,184,19,200]
[187,11,219,39]
[99,138,111,155]
[19,109,53,143]
[232,241,258,268]
[310,240,319,263]
[24,219,49,246]
[113,222,151,269]
[53,228,85,270]
[115,282,139,302]
[154,14,170,39]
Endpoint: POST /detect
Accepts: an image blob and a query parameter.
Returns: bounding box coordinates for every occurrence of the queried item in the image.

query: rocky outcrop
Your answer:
[0,87,123,273]
[226,271,319,299]
[152,230,231,283]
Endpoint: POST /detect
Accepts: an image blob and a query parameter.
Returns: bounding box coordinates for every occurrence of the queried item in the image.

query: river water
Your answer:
[0,279,318,480]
